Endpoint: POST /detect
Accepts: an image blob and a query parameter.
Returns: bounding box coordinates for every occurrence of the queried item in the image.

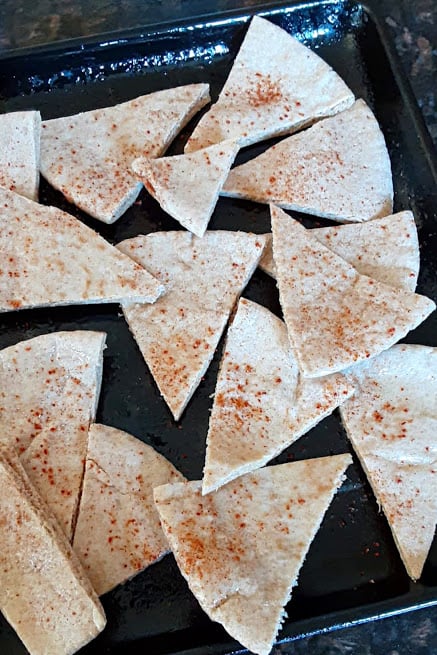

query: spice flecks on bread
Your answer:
[155,454,352,655]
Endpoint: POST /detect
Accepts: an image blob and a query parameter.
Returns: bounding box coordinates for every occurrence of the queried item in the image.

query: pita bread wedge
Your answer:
[117,231,266,420]
[154,454,352,655]
[340,344,437,581]
[73,424,185,595]
[203,297,354,493]
[0,188,163,312]
[260,211,419,291]
[223,99,393,222]
[132,140,239,237]
[0,110,41,201]
[40,83,210,223]
[185,16,354,152]
[0,330,105,539]
[270,206,435,378]
[0,450,106,655]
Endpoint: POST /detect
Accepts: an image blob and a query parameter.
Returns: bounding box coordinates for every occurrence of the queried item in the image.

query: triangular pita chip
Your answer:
[73,423,185,595]
[185,16,354,152]
[340,344,437,580]
[223,99,393,222]
[260,211,419,291]
[0,110,41,201]
[271,206,435,377]
[0,330,105,539]
[0,188,163,312]
[0,450,106,655]
[40,83,210,223]
[203,297,354,493]
[117,231,266,420]
[154,454,352,655]
[132,140,239,237]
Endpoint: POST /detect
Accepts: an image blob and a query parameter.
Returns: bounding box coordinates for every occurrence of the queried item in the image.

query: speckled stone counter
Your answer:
[0,1,436,654]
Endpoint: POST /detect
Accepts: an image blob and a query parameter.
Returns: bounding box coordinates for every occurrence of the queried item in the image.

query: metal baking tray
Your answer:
[0,1,436,653]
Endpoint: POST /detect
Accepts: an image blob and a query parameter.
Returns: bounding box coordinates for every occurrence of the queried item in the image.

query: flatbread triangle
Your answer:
[340,344,437,580]
[73,424,185,595]
[117,231,266,420]
[0,330,106,540]
[0,450,106,655]
[223,99,393,223]
[40,83,210,223]
[0,188,164,312]
[203,297,354,493]
[259,211,420,291]
[154,454,352,655]
[270,205,435,377]
[0,110,41,201]
[132,140,239,237]
[185,15,354,152]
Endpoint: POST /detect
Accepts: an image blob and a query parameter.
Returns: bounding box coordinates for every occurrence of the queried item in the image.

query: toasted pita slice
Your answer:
[40,83,210,223]
[132,140,239,237]
[0,330,105,538]
[271,206,435,378]
[155,454,351,655]
[203,297,354,493]
[260,211,419,291]
[340,345,437,580]
[185,16,353,152]
[0,451,106,655]
[223,100,393,222]
[0,188,163,312]
[117,231,266,420]
[0,110,41,201]
[21,426,90,541]
[73,424,185,595]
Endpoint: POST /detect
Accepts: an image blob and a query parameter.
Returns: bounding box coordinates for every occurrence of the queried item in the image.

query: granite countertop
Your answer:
[0,1,436,654]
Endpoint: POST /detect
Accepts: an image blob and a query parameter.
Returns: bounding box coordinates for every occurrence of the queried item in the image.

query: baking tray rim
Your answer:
[1,0,436,184]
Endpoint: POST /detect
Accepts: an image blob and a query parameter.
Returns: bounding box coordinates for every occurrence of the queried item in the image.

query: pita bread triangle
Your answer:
[0,188,163,312]
[270,205,435,378]
[154,454,352,655]
[117,231,266,420]
[132,140,239,237]
[0,330,105,539]
[260,211,420,291]
[0,450,106,655]
[203,297,354,493]
[73,424,185,595]
[339,344,437,580]
[0,110,41,201]
[40,83,210,223]
[223,99,393,223]
[185,15,354,153]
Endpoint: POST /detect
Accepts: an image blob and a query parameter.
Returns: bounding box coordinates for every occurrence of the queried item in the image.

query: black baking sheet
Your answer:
[0,1,437,653]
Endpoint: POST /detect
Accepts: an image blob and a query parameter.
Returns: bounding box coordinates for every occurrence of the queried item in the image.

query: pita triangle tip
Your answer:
[223,99,393,223]
[340,344,437,580]
[259,211,420,292]
[73,424,185,595]
[154,454,352,655]
[117,231,266,421]
[0,188,164,313]
[185,15,354,153]
[0,110,41,202]
[40,83,210,223]
[270,205,435,378]
[202,296,355,494]
[132,139,240,237]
